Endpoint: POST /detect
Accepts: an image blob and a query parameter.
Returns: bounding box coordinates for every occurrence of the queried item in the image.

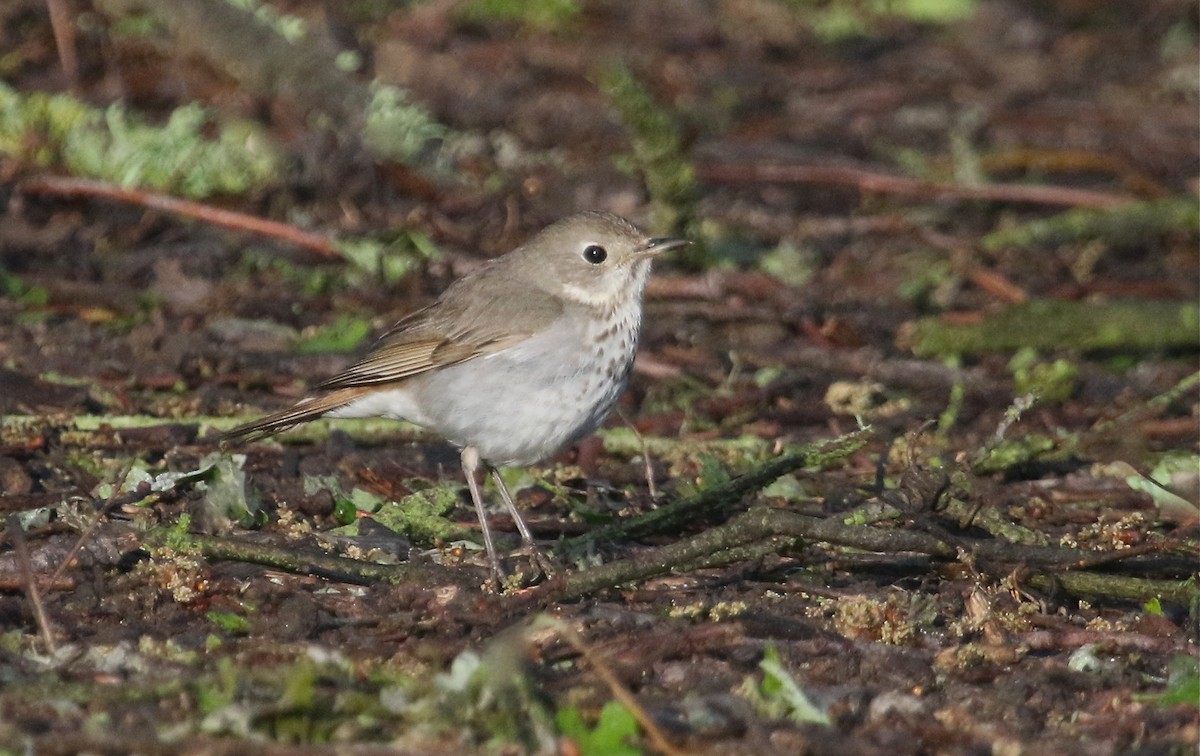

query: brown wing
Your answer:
[224,266,563,441]
[316,314,520,390]
[318,267,563,390]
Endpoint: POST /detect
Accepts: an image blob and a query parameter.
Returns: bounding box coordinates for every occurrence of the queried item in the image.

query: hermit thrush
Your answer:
[225,211,686,580]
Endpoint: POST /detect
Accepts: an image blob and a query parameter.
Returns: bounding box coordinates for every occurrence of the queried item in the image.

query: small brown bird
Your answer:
[225,211,686,580]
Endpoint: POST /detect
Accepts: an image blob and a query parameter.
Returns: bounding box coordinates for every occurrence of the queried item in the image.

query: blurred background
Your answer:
[0,0,1197,752]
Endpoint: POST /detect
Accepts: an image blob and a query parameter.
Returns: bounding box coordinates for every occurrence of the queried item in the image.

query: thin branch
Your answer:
[140,527,483,590]
[560,429,874,552]
[695,161,1135,209]
[20,176,341,258]
[552,620,685,756]
[1023,571,1195,605]
[45,0,79,92]
[6,516,57,653]
[618,410,660,501]
[47,482,161,587]
[522,507,1197,605]
[137,503,1196,610]
[0,574,75,592]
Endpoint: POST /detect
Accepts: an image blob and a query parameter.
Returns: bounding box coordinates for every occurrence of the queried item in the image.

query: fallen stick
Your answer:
[20,176,340,258]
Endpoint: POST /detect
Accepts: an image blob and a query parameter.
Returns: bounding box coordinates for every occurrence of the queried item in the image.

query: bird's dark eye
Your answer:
[583,244,607,264]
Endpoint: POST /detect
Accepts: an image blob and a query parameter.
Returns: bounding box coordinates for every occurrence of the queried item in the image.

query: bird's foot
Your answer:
[517,544,558,580]
[486,545,556,592]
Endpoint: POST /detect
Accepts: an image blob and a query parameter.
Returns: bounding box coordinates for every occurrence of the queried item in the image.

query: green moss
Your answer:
[336,228,441,287]
[783,0,978,42]
[163,513,196,551]
[903,299,1200,357]
[458,0,581,30]
[739,645,831,725]
[372,487,466,545]
[973,433,1075,475]
[363,83,449,166]
[0,83,282,198]
[206,611,251,635]
[294,314,372,355]
[597,64,707,268]
[556,701,641,756]
[983,197,1200,251]
[1008,348,1079,405]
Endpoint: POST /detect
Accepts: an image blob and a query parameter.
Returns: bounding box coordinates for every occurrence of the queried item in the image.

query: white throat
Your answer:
[559,260,651,312]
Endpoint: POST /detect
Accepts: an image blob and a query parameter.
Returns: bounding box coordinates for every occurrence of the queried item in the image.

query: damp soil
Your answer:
[0,0,1197,753]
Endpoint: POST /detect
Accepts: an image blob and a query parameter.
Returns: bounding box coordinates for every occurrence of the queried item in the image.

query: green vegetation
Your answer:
[1135,655,1200,709]
[458,0,581,30]
[759,241,821,287]
[983,197,1200,251]
[206,610,251,635]
[598,64,707,268]
[739,645,831,725]
[557,701,641,756]
[902,300,1200,357]
[1008,348,1079,405]
[312,475,469,546]
[432,642,558,750]
[1108,453,1200,522]
[973,432,1072,475]
[294,314,373,354]
[372,487,466,545]
[194,452,263,529]
[785,0,978,42]
[363,82,450,166]
[0,83,282,198]
[98,0,451,177]
[224,0,309,42]
[336,228,442,287]
[0,266,49,307]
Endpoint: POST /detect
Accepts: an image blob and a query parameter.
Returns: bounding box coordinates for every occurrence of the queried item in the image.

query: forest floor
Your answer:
[0,0,1197,753]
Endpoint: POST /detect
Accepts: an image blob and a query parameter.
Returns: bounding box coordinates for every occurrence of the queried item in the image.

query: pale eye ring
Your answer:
[582,244,607,264]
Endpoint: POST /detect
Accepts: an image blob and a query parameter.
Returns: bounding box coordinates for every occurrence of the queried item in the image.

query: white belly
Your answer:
[330,305,641,467]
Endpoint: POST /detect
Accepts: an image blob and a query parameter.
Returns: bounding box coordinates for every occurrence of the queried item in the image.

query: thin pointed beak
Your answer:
[638,237,690,258]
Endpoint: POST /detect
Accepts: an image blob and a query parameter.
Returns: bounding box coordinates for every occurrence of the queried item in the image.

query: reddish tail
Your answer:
[223,387,372,442]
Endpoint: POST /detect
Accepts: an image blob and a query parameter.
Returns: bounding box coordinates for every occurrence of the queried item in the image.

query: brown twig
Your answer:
[0,573,75,592]
[5,516,57,653]
[141,527,482,590]
[1020,628,1190,655]
[978,147,1172,199]
[552,619,685,756]
[44,0,79,92]
[521,507,1197,606]
[917,228,1029,303]
[619,410,660,501]
[20,176,341,258]
[560,430,874,552]
[695,162,1135,209]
